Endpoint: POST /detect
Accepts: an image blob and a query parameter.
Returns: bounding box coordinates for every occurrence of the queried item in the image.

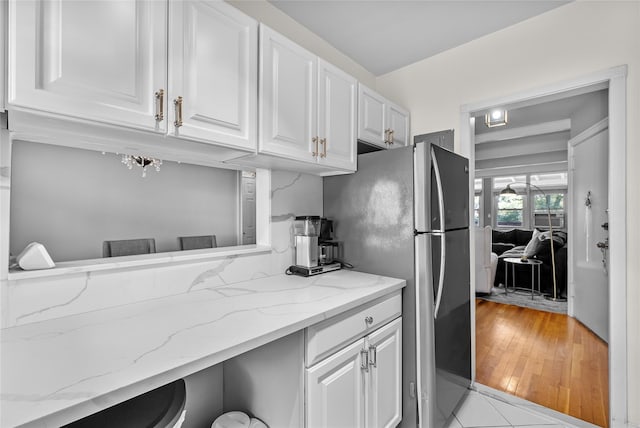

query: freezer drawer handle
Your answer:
[431,146,446,319]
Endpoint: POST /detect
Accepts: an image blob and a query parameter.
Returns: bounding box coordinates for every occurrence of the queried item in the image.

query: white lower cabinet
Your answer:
[221,292,402,428]
[307,337,367,428]
[366,317,403,428]
[306,293,402,428]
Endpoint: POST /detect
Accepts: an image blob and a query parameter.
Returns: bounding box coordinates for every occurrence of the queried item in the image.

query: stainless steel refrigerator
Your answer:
[323,140,471,428]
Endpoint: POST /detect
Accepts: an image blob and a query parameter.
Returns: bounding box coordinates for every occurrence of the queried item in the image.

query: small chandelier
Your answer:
[121,154,162,178]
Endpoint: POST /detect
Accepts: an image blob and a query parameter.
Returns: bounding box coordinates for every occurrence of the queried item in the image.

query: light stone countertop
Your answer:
[0,270,405,427]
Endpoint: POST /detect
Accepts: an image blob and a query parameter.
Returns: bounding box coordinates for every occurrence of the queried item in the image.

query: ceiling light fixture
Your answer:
[121,154,162,178]
[484,109,508,128]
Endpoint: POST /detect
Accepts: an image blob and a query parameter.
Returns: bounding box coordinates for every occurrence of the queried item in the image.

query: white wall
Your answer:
[376,1,640,424]
[10,141,239,262]
[571,89,609,138]
[226,0,376,88]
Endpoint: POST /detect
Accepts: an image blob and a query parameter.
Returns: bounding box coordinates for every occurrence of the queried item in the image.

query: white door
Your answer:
[240,172,256,245]
[367,318,402,428]
[317,59,357,171]
[259,25,317,163]
[387,102,410,148]
[570,124,609,341]
[357,84,387,148]
[9,0,166,132]
[306,338,366,428]
[168,0,257,149]
[0,0,5,111]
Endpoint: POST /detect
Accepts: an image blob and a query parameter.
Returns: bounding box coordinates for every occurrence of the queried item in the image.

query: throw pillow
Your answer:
[531,230,567,258]
[491,242,515,256]
[523,229,541,257]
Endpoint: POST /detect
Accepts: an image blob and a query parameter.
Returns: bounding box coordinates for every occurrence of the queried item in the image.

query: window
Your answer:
[474,195,481,226]
[533,192,565,229]
[496,193,524,227]
[490,173,567,230]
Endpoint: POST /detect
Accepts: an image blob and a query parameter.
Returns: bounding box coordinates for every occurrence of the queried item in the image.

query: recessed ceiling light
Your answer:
[485,109,508,127]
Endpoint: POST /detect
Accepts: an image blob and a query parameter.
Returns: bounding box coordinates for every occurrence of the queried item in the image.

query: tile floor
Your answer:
[446,385,599,428]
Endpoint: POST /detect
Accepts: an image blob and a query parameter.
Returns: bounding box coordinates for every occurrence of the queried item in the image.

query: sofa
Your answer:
[491,228,568,297]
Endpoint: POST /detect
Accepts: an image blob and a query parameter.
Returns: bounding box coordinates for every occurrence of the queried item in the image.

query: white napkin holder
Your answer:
[16,242,55,270]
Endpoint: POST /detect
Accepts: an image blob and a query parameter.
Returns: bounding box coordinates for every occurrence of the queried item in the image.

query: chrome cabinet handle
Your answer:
[174,96,183,128]
[320,138,327,158]
[365,316,373,325]
[389,129,395,145]
[154,89,164,121]
[312,136,319,157]
[368,345,377,368]
[384,128,391,145]
[360,348,369,372]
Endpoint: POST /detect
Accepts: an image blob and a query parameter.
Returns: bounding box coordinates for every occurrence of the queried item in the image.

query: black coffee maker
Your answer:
[318,218,340,265]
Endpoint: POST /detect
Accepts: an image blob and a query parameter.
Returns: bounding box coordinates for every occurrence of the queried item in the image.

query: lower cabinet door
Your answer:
[367,317,402,428]
[306,338,367,428]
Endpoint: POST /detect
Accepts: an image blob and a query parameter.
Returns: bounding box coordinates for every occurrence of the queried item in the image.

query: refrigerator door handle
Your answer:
[432,147,446,319]
[433,235,446,319]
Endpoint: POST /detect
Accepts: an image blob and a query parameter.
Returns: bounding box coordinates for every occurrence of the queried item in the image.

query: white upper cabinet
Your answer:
[258,25,356,173]
[259,25,317,162]
[8,0,258,160]
[358,83,411,149]
[386,101,410,148]
[357,85,387,148]
[168,1,257,149]
[8,0,167,132]
[317,59,357,171]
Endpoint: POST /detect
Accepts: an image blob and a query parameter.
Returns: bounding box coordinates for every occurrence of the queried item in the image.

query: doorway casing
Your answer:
[461,65,628,427]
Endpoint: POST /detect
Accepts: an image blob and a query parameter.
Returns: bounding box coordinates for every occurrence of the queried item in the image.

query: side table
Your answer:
[503,257,543,299]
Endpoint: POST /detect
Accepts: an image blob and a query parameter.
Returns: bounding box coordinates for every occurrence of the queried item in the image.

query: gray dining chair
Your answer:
[178,235,217,251]
[103,238,156,257]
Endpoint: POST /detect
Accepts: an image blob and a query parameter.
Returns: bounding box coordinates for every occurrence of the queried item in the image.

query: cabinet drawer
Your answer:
[305,291,401,367]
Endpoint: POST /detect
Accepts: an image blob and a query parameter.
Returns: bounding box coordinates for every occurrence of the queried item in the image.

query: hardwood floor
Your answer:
[475,299,609,427]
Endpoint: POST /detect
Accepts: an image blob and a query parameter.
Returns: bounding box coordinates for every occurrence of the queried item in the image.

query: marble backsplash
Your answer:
[1,171,323,328]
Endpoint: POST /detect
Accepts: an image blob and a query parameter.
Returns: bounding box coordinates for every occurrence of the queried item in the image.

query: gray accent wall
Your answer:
[10,141,240,262]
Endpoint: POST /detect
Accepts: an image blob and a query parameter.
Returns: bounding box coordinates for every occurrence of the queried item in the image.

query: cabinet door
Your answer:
[306,338,366,428]
[317,59,356,171]
[9,0,166,132]
[387,102,410,148]
[367,317,402,428]
[357,84,386,148]
[169,1,257,149]
[259,25,317,163]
